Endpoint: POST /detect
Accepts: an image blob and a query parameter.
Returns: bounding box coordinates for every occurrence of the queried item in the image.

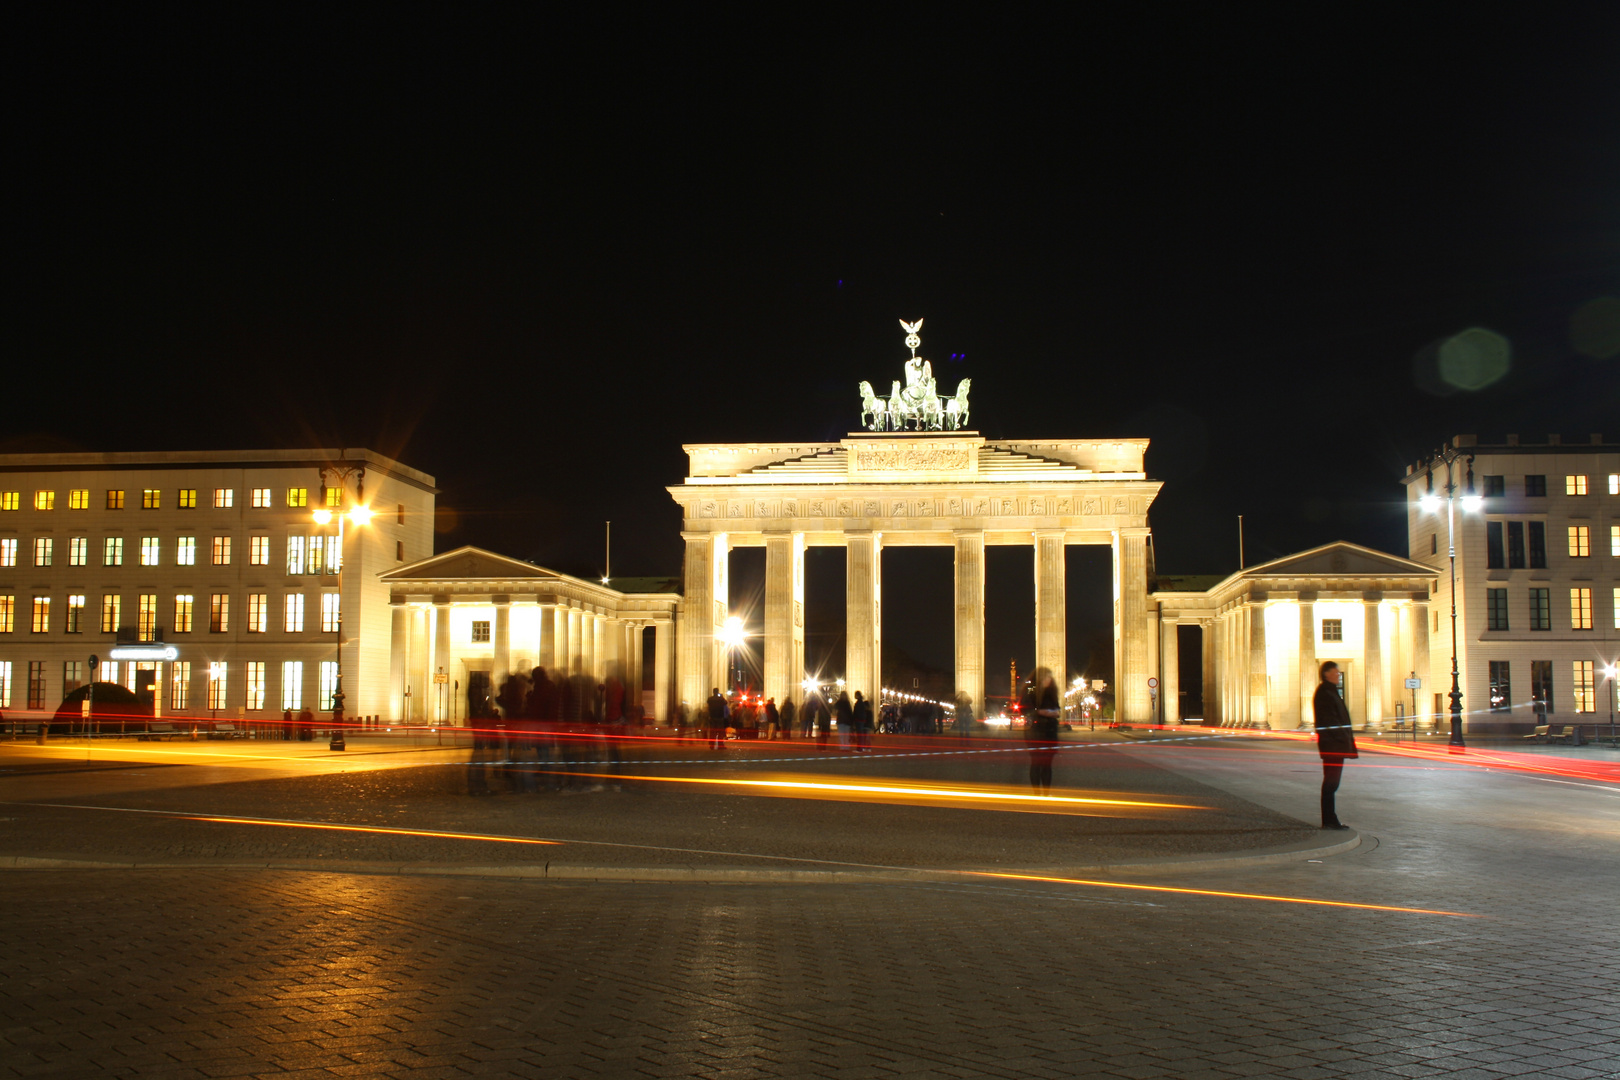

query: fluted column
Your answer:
[764,533,805,706]
[679,532,728,706]
[567,606,583,675]
[389,603,408,721]
[1412,600,1430,726]
[587,611,602,678]
[1159,618,1179,724]
[1248,601,1268,728]
[954,530,986,718]
[493,597,511,684]
[1201,618,1215,724]
[408,606,429,721]
[1364,598,1383,730]
[628,623,645,714]
[1034,531,1066,685]
[432,598,451,724]
[537,603,555,670]
[1297,599,1316,728]
[1114,530,1150,722]
[653,618,673,722]
[846,532,881,711]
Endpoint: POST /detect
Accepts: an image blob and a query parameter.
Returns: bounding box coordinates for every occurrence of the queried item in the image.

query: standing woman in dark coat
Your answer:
[1312,661,1358,829]
[1021,667,1062,794]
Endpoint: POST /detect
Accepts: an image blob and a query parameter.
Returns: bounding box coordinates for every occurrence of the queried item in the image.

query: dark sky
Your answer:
[7,8,1618,684]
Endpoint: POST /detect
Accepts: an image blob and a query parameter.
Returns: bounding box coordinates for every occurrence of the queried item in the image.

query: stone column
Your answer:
[567,606,583,675]
[493,597,511,685]
[389,603,408,721]
[1363,598,1384,730]
[1034,531,1066,685]
[588,612,603,678]
[954,530,986,718]
[1298,599,1316,729]
[1248,601,1269,728]
[1147,603,1162,724]
[1411,600,1430,726]
[409,606,429,721]
[537,603,555,670]
[846,531,881,712]
[764,533,805,707]
[1114,530,1151,723]
[628,623,645,714]
[432,598,451,724]
[653,619,673,723]
[1159,618,1180,724]
[1201,618,1215,724]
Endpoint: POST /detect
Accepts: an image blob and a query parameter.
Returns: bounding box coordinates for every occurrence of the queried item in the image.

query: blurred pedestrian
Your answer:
[297,706,314,741]
[706,687,728,750]
[1313,661,1357,830]
[852,691,873,752]
[1022,667,1061,794]
[764,697,779,739]
[779,697,795,740]
[835,691,853,750]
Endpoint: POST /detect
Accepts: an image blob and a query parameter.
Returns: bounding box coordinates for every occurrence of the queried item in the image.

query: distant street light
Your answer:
[1420,447,1479,748]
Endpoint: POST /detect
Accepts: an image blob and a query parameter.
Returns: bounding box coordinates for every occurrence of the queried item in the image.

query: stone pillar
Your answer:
[954,530,985,718]
[493,597,511,684]
[629,623,645,714]
[1201,619,1215,724]
[1248,601,1268,728]
[764,533,805,707]
[1364,599,1384,730]
[550,604,566,675]
[1147,604,1162,724]
[567,607,583,675]
[1034,531,1066,685]
[432,598,451,724]
[408,606,429,722]
[653,619,673,723]
[389,603,408,721]
[846,531,881,712]
[1411,600,1430,726]
[1159,618,1179,724]
[1298,599,1316,729]
[1114,530,1151,723]
[536,603,554,670]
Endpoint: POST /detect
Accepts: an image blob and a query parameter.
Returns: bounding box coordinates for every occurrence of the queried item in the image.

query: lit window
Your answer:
[320,592,340,632]
[286,488,308,508]
[214,488,234,508]
[66,594,85,634]
[140,536,161,566]
[103,536,123,566]
[138,594,158,640]
[0,596,12,633]
[100,594,120,633]
[323,486,341,508]
[1565,474,1588,496]
[212,536,231,565]
[176,536,195,566]
[1611,525,1619,557]
[1571,588,1592,630]
[286,535,306,575]
[174,594,193,633]
[142,489,160,510]
[101,660,117,685]
[282,661,303,710]
[1321,619,1342,642]
[247,593,268,633]
[307,535,324,575]
[1610,474,1619,495]
[171,661,191,710]
[34,491,55,511]
[251,488,271,508]
[471,620,491,643]
[34,538,53,567]
[0,661,10,706]
[250,535,270,565]
[1486,588,1508,631]
[1572,661,1595,713]
[68,536,88,566]
[208,662,228,710]
[323,534,342,573]
[245,662,266,710]
[0,538,15,566]
[1568,525,1590,557]
[31,597,50,633]
[1614,587,1620,630]
[1529,588,1551,631]
[105,489,124,510]
[68,489,90,510]
[319,661,339,710]
[28,661,46,709]
[0,491,17,511]
[178,488,197,509]
[210,593,229,633]
[284,592,304,633]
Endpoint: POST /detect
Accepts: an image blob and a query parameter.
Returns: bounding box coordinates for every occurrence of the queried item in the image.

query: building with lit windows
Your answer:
[0,449,436,721]
[1402,434,1619,733]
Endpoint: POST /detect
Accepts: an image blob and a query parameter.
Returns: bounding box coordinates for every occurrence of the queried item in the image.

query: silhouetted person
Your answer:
[852,691,873,752]
[706,687,728,750]
[1313,661,1357,829]
[816,699,832,747]
[764,697,779,739]
[835,691,853,750]
[778,697,794,741]
[1022,668,1061,793]
[297,706,315,741]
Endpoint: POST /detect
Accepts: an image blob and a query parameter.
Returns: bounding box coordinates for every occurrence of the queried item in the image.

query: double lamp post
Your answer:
[1419,447,1480,748]
[312,464,371,751]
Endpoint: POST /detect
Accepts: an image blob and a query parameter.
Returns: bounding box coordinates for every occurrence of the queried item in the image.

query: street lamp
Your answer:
[1604,662,1617,745]
[716,615,748,692]
[313,463,371,751]
[1419,447,1478,748]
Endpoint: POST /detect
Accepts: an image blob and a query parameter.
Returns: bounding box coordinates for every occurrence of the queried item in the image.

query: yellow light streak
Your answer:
[565,771,1200,809]
[177,813,561,846]
[967,870,1479,917]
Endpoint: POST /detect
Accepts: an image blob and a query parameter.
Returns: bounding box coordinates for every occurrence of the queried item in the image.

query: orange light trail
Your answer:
[175,814,562,846]
[966,871,1479,917]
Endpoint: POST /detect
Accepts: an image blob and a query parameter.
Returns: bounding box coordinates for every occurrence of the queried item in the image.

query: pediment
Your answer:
[380,546,558,583]
[1244,541,1434,579]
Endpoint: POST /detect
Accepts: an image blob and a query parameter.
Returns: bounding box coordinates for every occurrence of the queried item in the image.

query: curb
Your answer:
[0,830,1360,882]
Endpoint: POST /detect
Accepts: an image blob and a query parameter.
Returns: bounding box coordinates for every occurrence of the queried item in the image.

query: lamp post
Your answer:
[313,463,371,752]
[1419,448,1480,748]
[716,615,748,694]
[1604,662,1617,745]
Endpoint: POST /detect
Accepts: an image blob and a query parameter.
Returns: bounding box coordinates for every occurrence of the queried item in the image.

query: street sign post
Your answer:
[1405,673,1421,742]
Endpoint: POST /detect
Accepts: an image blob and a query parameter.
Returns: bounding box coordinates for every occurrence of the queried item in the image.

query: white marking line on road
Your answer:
[4,799,1476,917]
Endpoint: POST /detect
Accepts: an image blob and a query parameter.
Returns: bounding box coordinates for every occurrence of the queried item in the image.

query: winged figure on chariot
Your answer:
[858,318,971,431]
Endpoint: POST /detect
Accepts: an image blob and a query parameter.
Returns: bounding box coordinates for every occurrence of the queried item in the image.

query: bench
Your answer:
[1522,724,1551,742]
[1551,724,1584,746]
[138,722,182,741]
[206,723,246,740]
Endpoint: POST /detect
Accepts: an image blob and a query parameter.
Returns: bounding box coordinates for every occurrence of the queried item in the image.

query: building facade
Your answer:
[1403,435,1619,733]
[0,449,436,721]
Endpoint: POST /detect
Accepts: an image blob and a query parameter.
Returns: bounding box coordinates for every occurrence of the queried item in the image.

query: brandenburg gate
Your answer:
[669,321,1163,719]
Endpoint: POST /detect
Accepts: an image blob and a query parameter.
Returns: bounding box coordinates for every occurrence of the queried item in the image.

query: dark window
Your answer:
[1486,588,1509,630]
[1507,521,1526,568]
[1482,475,1505,497]
[1525,475,1546,497]
[1430,533,1438,556]
[1529,588,1551,631]
[1489,661,1511,712]
[28,661,47,709]
[1527,521,1547,568]
[1321,619,1343,642]
[1486,522,1504,568]
[396,540,404,562]
[1531,659,1553,714]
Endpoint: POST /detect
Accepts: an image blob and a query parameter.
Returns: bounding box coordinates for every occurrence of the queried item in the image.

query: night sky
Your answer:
[8,9,1618,685]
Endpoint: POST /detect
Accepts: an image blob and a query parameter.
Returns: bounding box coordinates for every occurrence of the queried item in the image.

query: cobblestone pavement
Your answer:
[2,738,1618,1079]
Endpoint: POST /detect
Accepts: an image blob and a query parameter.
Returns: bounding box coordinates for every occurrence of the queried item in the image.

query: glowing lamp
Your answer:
[312,509,333,524]
[348,504,373,526]
[1460,494,1483,513]
[1419,495,1441,514]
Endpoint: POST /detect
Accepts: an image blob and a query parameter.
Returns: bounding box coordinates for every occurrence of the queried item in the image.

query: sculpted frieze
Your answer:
[852,444,971,473]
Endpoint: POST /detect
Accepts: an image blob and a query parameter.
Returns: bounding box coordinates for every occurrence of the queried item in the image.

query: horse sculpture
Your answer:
[857,321,973,431]
[858,381,890,431]
[943,378,970,430]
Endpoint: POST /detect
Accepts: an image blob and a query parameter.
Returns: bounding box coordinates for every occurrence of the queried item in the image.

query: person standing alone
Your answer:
[1312,661,1357,830]
[1021,668,1061,793]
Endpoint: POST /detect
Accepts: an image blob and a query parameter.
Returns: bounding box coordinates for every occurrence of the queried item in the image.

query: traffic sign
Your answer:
[1147,677,1159,689]
[1404,677,1421,689]
[88,653,100,670]
[433,672,449,684]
